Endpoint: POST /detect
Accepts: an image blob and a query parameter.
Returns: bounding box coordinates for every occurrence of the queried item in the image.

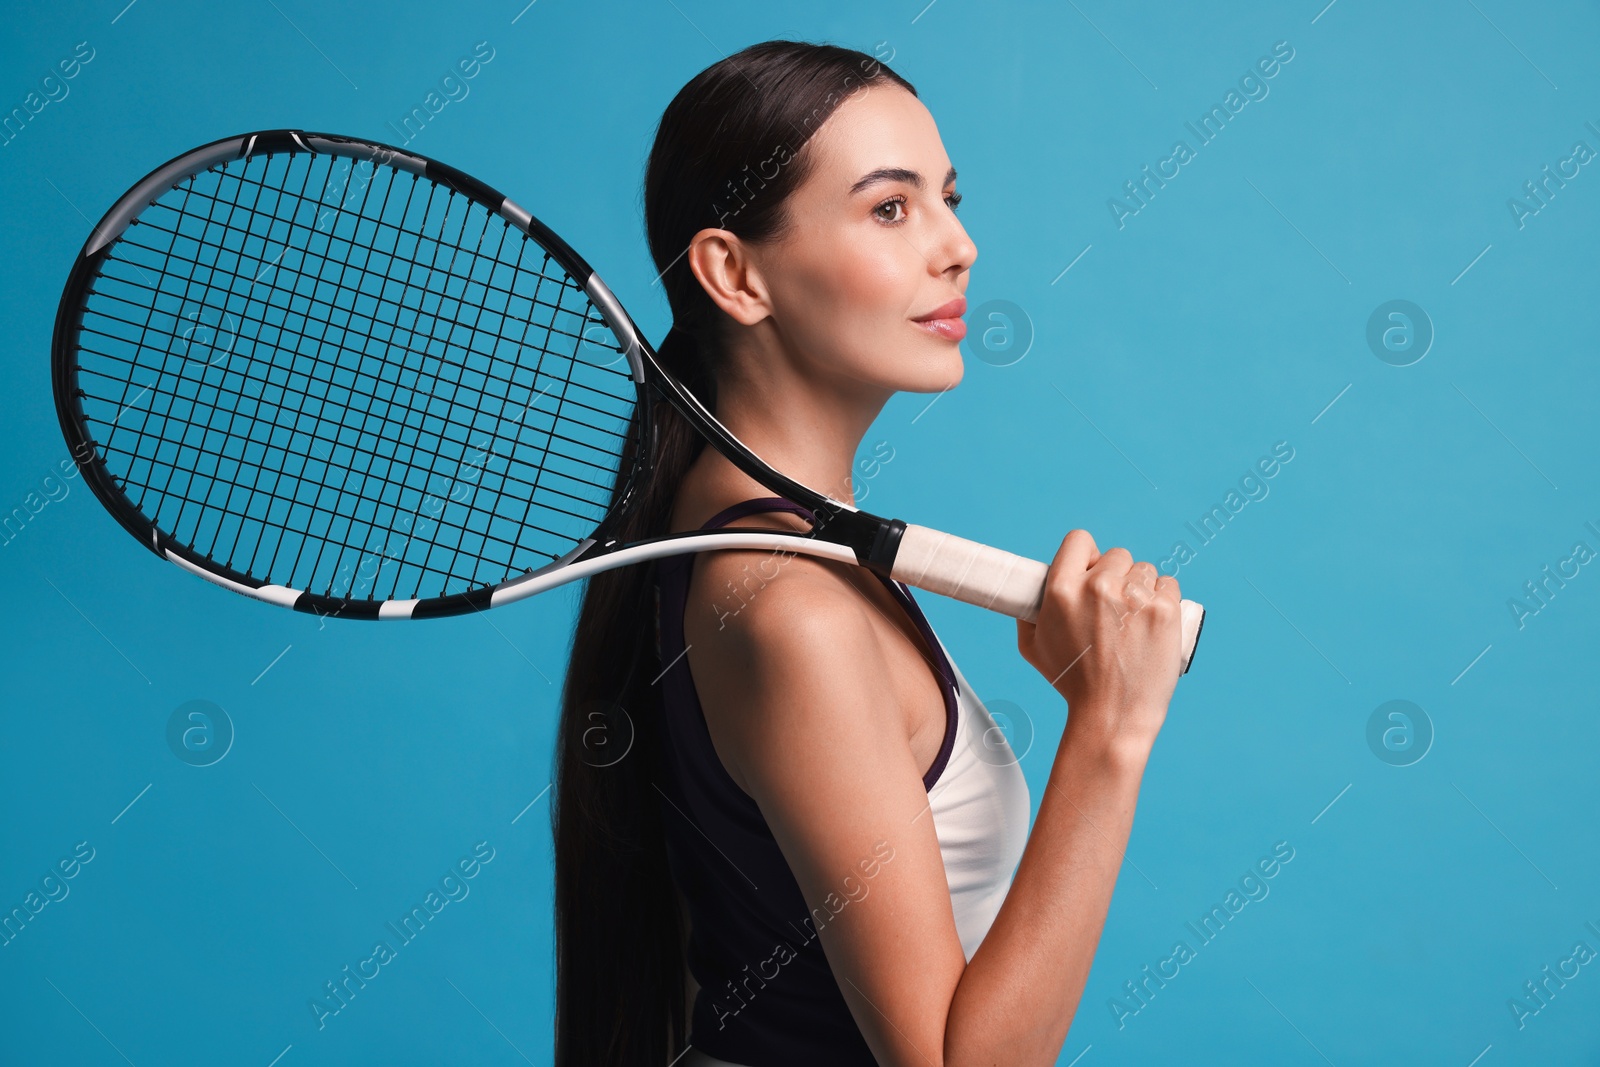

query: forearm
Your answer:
[942,720,1148,1067]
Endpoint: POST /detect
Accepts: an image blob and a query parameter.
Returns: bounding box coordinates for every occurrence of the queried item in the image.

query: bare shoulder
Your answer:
[687,542,882,663]
[675,503,894,743]
[683,541,906,832]
[684,544,894,772]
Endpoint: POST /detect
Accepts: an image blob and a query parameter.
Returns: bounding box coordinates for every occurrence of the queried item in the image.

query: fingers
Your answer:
[1087,547,1134,609]
[1124,560,1158,591]
[1045,530,1179,612]
[1048,528,1099,578]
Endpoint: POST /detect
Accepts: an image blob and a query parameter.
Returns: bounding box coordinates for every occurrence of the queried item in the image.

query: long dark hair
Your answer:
[550,39,916,1067]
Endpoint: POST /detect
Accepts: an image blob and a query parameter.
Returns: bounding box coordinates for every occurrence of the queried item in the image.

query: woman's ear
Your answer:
[685,227,771,327]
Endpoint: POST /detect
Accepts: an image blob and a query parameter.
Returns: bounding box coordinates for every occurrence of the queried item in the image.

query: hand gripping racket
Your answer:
[51,130,1205,673]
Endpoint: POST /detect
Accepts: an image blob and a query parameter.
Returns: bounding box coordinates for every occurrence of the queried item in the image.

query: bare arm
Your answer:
[686,529,1182,1066]
[942,724,1146,1064]
[946,530,1183,1064]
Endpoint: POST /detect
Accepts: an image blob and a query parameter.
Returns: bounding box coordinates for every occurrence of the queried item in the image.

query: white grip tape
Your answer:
[890,524,1204,672]
[891,524,1050,620]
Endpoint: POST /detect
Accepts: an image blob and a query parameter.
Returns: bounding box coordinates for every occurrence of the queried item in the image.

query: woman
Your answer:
[553,40,1186,1067]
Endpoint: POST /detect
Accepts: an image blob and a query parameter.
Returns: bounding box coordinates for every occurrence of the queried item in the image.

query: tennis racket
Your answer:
[51,129,1205,673]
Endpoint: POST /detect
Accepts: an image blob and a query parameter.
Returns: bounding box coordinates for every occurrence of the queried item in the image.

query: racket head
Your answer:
[52,130,658,619]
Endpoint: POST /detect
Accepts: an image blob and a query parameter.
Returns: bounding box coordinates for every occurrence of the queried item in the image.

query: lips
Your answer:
[912,297,967,323]
[912,296,967,342]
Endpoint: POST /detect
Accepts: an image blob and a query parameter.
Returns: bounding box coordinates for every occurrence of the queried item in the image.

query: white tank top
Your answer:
[924,630,1032,961]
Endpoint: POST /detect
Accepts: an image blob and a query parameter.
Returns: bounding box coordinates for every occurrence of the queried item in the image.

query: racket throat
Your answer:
[801,502,904,578]
[862,516,907,578]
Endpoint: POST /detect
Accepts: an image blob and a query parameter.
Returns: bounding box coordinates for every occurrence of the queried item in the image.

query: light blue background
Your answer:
[3,1,1598,1063]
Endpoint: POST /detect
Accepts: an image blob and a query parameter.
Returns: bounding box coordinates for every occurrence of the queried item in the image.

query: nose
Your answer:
[933,207,977,277]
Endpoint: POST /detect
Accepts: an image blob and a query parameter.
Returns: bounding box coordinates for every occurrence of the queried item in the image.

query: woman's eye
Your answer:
[873,196,906,223]
[873,191,961,222]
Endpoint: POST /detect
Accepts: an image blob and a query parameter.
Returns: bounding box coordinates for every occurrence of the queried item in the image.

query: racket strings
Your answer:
[77,275,633,452]
[72,147,638,602]
[124,151,463,589]
[124,179,604,352]
[134,149,339,583]
[194,170,603,335]
[275,162,555,594]
[74,326,610,550]
[76,263,626,530]
[189,159,544,591]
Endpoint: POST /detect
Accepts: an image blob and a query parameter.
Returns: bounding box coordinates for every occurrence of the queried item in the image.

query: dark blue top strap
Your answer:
[699,495,816,531]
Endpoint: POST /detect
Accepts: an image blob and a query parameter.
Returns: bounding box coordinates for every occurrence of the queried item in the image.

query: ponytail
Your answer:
[550,324,697,1066]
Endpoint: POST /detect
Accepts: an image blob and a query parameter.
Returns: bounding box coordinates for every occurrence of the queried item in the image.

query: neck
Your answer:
[684,328,890,514]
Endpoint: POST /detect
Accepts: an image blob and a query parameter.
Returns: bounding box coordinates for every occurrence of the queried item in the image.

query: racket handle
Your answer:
[889,523,1205,675]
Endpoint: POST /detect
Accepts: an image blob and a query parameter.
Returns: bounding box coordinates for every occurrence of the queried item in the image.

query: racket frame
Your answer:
[52,129,903,623]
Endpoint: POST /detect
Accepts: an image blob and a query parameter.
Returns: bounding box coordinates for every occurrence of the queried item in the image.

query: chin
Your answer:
[905,344,964,392]
[846,332,964,395]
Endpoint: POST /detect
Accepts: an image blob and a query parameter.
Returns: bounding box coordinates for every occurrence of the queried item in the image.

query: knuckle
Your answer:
[1044,563,1076,596]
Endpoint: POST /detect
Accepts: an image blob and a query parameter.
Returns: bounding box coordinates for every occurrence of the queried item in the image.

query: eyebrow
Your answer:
[850,165,958,196]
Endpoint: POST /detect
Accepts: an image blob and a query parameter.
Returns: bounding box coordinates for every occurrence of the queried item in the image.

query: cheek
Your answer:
[778,239,947,388]
[798,238,902,318]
